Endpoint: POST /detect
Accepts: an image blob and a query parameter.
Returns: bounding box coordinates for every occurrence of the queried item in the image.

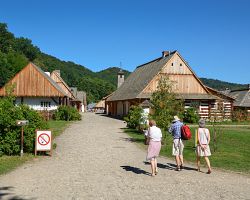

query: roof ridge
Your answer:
[136,57,162,69]
[31,63,67,96]
[136,51,176,69]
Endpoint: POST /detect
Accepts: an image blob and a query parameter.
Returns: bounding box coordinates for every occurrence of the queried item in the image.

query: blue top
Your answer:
[168,120,183,139]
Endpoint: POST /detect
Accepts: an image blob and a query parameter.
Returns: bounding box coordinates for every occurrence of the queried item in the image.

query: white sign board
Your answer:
[36,130,52,151]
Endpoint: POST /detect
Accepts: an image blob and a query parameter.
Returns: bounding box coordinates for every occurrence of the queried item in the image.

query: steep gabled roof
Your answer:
[51,70,74,98]
[107,52,175,101]
[0,62,67,97]
[205,86,235,101]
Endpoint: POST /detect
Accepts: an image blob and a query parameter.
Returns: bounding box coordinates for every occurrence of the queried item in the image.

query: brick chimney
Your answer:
[162,51,170,58]
[54,70,61,77]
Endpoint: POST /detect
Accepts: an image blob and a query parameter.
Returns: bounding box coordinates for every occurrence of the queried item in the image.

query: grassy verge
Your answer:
[123,126,250,174]
[47,120,71,138]
[0,120,71,176]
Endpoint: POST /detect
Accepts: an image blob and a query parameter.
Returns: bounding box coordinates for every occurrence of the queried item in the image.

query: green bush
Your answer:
[183,107,199,123]
[54,106,81,121]
[0,97,48,155]
[124,105,143,129]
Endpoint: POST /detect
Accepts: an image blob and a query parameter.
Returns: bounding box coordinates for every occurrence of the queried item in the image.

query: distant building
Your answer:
[106,51,234,120]
[87,103,96,112]
[222,85,250,119]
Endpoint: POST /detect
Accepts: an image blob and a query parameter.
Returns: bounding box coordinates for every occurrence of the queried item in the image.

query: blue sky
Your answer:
[0,0,250,84]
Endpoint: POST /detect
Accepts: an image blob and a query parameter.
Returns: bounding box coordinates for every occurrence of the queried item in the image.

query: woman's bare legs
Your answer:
[154,158,158,174]
[196,156,201,171]
[204,156,211,173]
[150,158,156,176]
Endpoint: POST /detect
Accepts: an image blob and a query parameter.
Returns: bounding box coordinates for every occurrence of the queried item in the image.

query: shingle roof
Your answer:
[229,89,250,107]
[107,52,175,101]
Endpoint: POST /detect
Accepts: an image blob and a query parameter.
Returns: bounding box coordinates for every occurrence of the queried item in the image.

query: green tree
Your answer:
[0,95,48,155]
[0,23,15,53]
[14,37,40,61]
[150,76,184,131]
[183,107,199,123]
[124,105,143,129]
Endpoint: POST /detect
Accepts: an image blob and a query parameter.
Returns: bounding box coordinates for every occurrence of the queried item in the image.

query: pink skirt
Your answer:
[146,141,161,161]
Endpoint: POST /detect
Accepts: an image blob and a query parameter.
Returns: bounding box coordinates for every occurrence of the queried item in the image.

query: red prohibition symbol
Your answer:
[38,133,50,146]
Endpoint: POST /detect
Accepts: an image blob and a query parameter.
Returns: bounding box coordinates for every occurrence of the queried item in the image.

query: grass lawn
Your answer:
[0,120,71,176]
[123,126,250,174]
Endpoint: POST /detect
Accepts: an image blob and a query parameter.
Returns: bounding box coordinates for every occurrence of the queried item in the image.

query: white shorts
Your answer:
[172,139,184,156]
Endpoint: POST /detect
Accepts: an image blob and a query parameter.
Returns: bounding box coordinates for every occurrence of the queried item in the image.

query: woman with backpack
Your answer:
[196,119,212,174]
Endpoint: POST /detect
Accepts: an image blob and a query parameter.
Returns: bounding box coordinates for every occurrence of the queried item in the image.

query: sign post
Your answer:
[16,120,29,157]
[35,130,52,156]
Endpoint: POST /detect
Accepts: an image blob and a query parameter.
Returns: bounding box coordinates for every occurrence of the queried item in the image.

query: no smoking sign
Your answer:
[38,133,50,146]
[36,130,52,152]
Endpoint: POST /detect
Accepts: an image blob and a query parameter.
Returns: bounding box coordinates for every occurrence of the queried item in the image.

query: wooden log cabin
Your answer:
[106,51,234,120]
[0,62,82,111]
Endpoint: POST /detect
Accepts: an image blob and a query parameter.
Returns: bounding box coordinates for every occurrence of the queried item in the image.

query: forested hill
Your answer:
[0,23,115,102]
[0,23,246,103]
[97,69,247,91]
[200,78,247,91]
[96,67,130,86]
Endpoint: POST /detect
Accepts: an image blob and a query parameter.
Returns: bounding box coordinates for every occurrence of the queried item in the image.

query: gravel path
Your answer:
[0,113,249,200]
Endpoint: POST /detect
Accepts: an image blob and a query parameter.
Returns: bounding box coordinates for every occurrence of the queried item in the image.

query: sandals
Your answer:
[175,166,181,171]
[207,169,212,174]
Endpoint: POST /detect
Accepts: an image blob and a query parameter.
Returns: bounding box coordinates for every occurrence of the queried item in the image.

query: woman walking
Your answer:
[146,120,162,177]
[196,119,212,174]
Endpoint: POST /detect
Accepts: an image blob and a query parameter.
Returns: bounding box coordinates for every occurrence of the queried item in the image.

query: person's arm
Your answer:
[168,125,173,134]
[197,128,202,146]
[207,129,210,144]
[147,127,151,139]
[160,129,163,141]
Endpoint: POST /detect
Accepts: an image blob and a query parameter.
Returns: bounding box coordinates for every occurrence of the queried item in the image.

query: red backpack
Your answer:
[181,125,192,140]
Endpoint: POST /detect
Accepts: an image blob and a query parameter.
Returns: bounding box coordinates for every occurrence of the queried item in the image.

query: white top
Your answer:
[148,126,162,142]
[198,128,210,145]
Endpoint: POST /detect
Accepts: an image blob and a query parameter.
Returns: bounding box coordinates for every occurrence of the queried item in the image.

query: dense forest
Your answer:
[200,78,247,91]
[0,23,247,103]
[96,67,130,86]
[0,23,115,103]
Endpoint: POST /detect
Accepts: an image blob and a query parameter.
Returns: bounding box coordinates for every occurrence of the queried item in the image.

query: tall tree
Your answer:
[0,23,15,53]
[14,37,40,61]
[150,76,184,131]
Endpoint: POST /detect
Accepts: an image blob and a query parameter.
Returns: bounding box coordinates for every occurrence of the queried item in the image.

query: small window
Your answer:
[41,101,51,108]
[171,63,174,66]
[120,75,123,78]
[180,63,182,66]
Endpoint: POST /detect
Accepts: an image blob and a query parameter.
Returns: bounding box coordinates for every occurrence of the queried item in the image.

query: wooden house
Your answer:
[224,85,250,119]
[0,62,76,111]
[94,100,105,113]
[50,72,85,112]
[70,87,87,112]
[106,51,234,120]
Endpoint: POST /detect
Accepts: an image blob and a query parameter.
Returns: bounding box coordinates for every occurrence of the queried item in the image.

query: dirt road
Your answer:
[0,113,249,200]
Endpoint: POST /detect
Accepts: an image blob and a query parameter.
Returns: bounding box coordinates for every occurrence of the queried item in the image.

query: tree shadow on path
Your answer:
[120,166,151,176]
[143,162,197,171]
[0,186,34,200]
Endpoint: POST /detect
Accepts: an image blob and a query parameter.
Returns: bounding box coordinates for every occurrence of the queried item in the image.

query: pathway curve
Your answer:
[0,113,249,200]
